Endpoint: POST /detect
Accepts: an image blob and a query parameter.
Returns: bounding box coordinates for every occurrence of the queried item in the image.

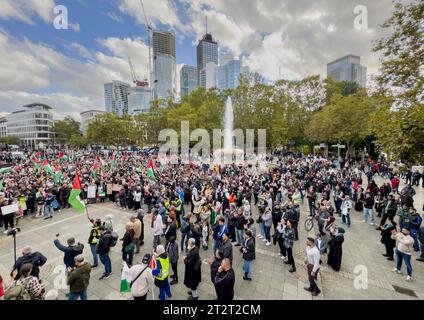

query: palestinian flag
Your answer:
[68,174,86,213]
[159,158,167,173]
[31,157,40,169]
[41,160,54,176]
[146,161,156,181]
[149,256,157,270]
[0,167,11,174]
[58,152,69,161]
[54,166,62,184]
[120,264,131,293]
[92,163,98,180]
[96,156,105,167]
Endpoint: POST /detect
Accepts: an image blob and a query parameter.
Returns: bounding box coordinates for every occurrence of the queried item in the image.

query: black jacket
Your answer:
[121,230,135,253]
[96,233,112,256]
[220,239,233,263]
[165,222,177,242]
[214,268,235,301]
[242,237,255,261]
[13,252,47,279]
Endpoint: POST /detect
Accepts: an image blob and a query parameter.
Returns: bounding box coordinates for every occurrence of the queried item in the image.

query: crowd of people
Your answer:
[0,148,423,300]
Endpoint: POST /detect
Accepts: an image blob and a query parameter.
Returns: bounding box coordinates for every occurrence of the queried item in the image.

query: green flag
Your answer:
[146,161,156,181]
[41,160,54,176]
[54,166,62,185]
[68,175,86,213]
[0,167,11,174]
[0,180,3,191]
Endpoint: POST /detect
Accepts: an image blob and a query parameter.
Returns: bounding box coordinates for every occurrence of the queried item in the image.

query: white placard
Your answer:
[87,185,96,199]
[1,203,19,215]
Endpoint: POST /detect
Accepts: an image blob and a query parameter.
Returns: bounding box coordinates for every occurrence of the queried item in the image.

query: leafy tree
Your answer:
[372,0,424,106]
[54,116,81,143]
[69,134,88,148]
[0,136,20,145]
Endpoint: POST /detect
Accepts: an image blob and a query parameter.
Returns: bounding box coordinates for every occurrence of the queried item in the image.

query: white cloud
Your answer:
[118,0,188,34]
[69,22,80,32]
[105,11,124,23]
[0,0,56,24]
[0,30,150,119]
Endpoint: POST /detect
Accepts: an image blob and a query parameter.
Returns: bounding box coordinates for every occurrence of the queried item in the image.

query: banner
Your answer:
[1,203,19,216]
[112,184,121,192]
[106,184,113,195]
[87,185,96,199]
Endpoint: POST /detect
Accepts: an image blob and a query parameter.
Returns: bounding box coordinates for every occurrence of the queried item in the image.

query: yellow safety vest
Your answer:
[155,257,170,280]
[90,226,100,244]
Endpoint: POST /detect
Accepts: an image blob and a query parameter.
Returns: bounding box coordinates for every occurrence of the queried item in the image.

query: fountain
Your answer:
[213,97,244,164]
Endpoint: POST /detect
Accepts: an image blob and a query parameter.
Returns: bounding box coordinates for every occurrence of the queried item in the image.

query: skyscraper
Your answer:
[215,56,244,90]
[180,65,198,97]
[104,80,131,116]
[128,85,152,115]
[197,33,218,88]
[153,30,176,100]
[327,54,367,87]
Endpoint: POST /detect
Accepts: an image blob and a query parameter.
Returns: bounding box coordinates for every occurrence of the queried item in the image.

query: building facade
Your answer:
[197,33,218,88]
[128,86,152,115]
[180,65,198,97]
[0,117,7,139]
[3,103,54,147]
[80,110,105,133]
[327,54,367,87]
[104,80,131,116]
[216,58,242,90]
[153,30,176,100]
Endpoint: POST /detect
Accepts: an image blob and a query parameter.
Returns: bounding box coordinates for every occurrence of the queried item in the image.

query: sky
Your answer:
[0,0,396,120]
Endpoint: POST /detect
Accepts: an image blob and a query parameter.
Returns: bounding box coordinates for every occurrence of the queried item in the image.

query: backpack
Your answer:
[4,282,31,300]
[110,232,119,247]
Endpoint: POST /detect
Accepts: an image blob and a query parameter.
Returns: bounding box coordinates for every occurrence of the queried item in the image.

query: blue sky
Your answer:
[0,0,395,119]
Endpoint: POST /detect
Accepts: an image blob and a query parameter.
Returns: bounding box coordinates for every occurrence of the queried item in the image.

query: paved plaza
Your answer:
[0,176,423,300]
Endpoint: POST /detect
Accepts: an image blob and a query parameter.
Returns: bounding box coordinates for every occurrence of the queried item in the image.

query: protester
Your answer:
[183,238,201,300]
[241,229,255,281]
[391,227,414,281]
[152,245,172,300]
[327,227,345,272]
[213,258,235,301]
[96,226,112,280]
[121,222,135,267]
[67,256,91,300]
[127,254,154,300]
[166,236,179,285]
[12,246,47,280]
[304,237,321,297]
[54,235,84,269]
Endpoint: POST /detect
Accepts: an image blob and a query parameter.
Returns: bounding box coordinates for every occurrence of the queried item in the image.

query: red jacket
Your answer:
[391,178,400,188]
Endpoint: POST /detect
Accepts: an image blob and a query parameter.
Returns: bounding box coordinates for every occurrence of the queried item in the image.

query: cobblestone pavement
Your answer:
[0,175,423,300]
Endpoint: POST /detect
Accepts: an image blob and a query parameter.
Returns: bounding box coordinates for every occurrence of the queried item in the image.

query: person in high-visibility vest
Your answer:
[88,218,102,267]
[151,245,172,300]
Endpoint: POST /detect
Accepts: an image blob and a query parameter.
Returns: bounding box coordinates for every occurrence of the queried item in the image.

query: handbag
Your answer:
[125,242,136,253]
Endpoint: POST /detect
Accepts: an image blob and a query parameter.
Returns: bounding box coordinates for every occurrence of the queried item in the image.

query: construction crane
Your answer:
[128,56,138,85]
[140,0,154,99]
[128,56,149,87]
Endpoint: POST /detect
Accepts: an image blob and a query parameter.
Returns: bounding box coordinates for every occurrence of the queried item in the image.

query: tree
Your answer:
[54,116,81,143]
[305,90,376,156]
[373,0,424,106]
[69,134,88,148]
[370,99,424,165]
[0,136,20,145]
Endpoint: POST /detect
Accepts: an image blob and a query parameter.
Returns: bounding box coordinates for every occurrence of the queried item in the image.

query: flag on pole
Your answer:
[146,161,156,181]
[68,174,86,213]
[58,152,69,161]
[41,160,54,176]
[54,165,62,184]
